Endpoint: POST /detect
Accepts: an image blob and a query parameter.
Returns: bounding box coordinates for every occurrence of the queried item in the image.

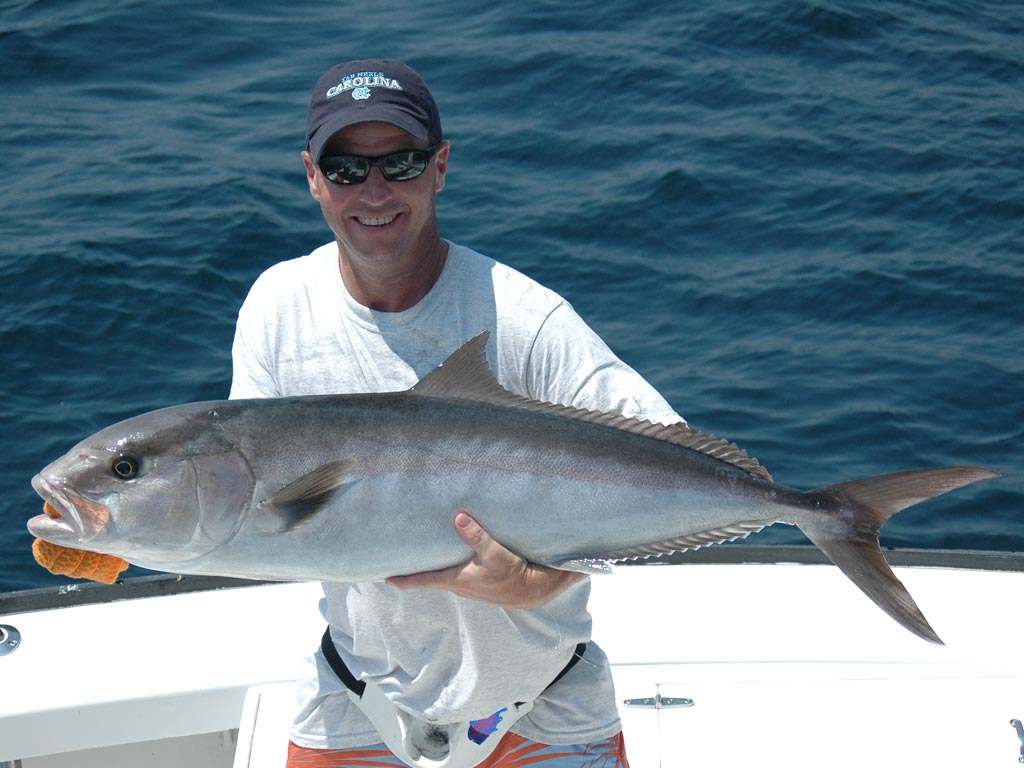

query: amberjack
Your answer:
[30,332,997,643]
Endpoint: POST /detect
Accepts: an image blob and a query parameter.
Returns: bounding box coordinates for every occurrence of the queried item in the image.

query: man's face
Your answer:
[302,122,449,265]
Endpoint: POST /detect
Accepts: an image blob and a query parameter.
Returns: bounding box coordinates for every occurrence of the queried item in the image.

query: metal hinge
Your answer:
[1010,719,1024,763]
[623,694,694,709]
[0,625,21,657]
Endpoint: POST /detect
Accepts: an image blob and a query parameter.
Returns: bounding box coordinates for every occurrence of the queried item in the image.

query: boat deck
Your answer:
[2,549,1022,767]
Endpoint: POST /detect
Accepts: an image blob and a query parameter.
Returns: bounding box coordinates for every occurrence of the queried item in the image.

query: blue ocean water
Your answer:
[1,0,1020,592]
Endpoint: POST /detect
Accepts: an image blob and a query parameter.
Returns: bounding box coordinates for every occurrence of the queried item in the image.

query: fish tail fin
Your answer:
[798,466,998,645]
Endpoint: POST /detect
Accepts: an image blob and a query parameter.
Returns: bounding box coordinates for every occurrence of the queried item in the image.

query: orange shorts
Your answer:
[286,731,629,767]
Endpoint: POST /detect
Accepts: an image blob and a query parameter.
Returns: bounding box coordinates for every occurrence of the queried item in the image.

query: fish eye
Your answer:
[110,453,140,480]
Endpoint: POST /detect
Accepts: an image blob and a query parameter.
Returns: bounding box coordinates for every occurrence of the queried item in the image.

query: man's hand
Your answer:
[385,511,585,609]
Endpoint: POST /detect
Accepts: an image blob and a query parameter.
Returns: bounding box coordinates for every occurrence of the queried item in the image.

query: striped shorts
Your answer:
[286,731,629,767]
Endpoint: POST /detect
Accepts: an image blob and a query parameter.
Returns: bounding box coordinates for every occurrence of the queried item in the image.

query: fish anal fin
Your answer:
[412,332,772,482]
[549,558,616,575]
[261,460,354,532]
[611,522,772,561]
[551,522,772,570]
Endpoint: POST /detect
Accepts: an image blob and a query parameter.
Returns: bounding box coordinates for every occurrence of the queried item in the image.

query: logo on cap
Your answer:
[326,71,404,100]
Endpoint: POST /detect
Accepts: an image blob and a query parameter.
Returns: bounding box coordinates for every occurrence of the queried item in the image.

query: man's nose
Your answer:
[359,165,392,198]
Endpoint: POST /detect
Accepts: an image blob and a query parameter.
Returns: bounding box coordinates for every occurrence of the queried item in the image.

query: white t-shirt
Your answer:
[230,240,682,748]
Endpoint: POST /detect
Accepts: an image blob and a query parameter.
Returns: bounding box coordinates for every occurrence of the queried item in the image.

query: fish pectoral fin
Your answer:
[262,460,355,532]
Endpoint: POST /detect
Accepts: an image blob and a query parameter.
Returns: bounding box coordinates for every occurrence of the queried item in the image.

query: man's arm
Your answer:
[386,511,586,609]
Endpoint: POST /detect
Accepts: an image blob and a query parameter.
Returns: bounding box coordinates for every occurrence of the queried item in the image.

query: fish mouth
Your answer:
[29,475,111,544]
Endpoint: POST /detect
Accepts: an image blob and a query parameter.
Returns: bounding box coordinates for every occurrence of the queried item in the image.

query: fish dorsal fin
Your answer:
[655,424,773,482]
[410,331,519,405]
[412,332,772,482]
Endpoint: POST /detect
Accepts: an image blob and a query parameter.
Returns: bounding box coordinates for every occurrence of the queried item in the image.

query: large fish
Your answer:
[29,333,996,644]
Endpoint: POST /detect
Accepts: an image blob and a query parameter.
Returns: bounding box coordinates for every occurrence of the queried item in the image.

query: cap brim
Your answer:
[309,106,430,161]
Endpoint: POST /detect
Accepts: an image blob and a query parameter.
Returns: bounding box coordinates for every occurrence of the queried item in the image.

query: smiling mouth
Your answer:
[356,215,397,227]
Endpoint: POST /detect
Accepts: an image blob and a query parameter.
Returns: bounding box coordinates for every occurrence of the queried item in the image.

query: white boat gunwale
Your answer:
[3,546,1022,615]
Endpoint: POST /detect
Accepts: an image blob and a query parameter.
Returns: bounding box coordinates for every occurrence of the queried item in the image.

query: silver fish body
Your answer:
[29,333,997,644]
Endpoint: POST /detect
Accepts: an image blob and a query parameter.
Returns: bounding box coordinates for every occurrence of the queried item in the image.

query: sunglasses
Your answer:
[318,143,442,185]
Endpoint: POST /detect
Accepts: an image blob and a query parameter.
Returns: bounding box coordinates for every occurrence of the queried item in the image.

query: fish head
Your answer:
[29,403,254,567]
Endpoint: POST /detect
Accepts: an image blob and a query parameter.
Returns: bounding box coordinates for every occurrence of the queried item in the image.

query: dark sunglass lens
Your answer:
[380,150,428,181]
[320,155,370,184]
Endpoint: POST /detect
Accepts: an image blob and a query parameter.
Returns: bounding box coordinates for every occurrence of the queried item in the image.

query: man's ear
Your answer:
[301,151,322,201]
[433,141,450,193]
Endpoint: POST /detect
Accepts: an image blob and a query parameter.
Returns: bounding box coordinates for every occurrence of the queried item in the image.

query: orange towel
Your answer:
[31,502,129,584]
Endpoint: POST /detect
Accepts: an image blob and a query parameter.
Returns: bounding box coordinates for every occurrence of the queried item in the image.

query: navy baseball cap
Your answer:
[306,59,443,162]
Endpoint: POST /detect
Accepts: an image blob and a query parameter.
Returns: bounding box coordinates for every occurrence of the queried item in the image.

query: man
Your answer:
[230,59,681,768]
